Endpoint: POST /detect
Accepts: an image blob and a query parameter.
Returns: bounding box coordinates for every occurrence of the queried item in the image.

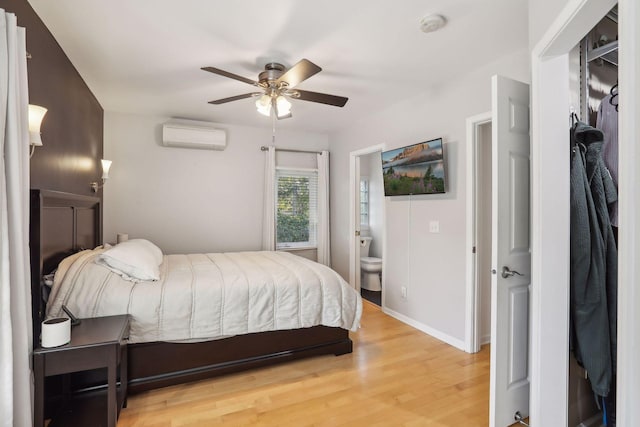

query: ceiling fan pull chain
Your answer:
[271,111,276,143]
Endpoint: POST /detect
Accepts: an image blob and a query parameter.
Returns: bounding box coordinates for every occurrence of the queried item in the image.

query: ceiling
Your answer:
[27,0,529,134]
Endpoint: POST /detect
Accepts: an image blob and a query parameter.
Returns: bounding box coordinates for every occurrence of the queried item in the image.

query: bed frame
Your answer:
[30,189,353,393]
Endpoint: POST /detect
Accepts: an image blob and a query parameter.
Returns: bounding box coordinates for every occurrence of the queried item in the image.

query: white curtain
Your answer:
[317,150,331,266]
[261,146,276,250]
[0,10,33,427]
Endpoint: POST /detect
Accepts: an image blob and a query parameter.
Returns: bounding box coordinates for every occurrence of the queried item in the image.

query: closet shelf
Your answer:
[587,40,618,66]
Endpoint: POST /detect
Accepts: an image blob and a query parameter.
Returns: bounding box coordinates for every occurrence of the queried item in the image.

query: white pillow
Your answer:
[95,239,163,282]
[127,239,163,265]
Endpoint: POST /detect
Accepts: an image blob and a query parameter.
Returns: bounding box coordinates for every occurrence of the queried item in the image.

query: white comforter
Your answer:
[47,249,362,344]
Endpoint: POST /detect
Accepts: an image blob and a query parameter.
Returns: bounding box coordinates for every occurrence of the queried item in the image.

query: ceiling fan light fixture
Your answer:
[276,95,291,116]
[255,94,272,116]
[256,104,271,116]
[203,58,348,117]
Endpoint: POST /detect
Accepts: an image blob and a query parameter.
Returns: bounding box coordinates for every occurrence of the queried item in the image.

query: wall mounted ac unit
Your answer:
[162,119,227,150]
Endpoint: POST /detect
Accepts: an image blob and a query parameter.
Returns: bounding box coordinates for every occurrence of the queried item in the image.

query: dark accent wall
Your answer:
[0,0,103,197]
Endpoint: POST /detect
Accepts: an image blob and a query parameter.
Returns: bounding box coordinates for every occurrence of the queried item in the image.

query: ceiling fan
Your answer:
[201,59,348,119]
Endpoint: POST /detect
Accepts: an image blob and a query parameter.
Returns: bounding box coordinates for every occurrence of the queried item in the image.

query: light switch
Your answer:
[429,220,440,233]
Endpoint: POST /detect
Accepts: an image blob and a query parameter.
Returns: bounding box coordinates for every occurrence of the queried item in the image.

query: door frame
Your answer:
[465,111,492,354]
[530,0,639,424]
[349,144,386,293]
[616,1,640,422]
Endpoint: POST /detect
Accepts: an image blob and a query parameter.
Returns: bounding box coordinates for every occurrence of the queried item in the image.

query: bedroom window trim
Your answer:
[275,167,318,250]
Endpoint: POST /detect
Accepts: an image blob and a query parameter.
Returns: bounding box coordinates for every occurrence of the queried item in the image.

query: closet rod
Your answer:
[260,146,323,155]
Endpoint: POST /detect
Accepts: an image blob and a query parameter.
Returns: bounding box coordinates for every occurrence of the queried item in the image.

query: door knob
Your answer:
[501,266,523,279]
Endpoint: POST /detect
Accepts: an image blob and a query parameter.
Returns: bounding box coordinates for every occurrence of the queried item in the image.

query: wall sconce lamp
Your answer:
[91,159,112,192]
[29,104,48,158]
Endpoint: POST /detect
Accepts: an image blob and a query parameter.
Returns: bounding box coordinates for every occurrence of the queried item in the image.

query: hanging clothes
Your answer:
[596,91,619,427]
[596,93,619,228]
[569,122,618,398]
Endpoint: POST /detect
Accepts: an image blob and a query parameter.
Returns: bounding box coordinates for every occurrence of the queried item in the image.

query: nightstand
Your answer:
[33,315,129,427]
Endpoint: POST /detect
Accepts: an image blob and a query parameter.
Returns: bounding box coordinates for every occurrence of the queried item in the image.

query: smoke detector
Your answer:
[419,14,446,33]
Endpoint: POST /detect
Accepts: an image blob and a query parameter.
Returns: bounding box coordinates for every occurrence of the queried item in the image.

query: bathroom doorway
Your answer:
[349,145,385,307]
[465,112,493,352]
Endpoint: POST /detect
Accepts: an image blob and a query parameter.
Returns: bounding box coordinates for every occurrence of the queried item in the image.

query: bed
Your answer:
[30,189,361,393]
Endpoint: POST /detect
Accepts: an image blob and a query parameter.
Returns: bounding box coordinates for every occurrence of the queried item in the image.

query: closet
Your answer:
[568,6,618,427]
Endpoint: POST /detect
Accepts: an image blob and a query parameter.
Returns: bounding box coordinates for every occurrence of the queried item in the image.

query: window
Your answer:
[276,168,318,249]
[360,178,369,229]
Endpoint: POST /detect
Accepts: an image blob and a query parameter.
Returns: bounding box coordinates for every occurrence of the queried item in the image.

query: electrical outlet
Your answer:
[401,286,407,298]
[429,220,440,233]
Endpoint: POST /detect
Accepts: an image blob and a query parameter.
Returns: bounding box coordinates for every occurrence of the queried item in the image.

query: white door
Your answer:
[354,155,362,292]
[489,75,531,427]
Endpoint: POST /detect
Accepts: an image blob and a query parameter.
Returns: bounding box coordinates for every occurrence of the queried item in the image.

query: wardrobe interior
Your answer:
[568,5,618,427]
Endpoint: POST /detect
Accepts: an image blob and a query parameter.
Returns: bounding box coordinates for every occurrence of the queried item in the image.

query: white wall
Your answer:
[329,49,530,346]
[103,111,328,254]
[529,0,571,49]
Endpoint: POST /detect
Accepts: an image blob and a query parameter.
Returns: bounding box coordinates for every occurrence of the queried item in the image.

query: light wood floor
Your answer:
[118,301,491,426]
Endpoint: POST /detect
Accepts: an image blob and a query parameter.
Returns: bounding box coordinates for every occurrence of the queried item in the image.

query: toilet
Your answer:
[360,236,382,291]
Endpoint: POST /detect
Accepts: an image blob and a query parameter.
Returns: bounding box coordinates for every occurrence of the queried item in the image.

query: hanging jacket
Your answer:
[581,123,618,376]
[569,122,618,397]
[597,94,619,227]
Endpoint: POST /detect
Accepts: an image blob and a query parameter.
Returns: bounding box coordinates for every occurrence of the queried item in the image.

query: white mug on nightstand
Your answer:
[41,317,71,347]
[116,233,129,244]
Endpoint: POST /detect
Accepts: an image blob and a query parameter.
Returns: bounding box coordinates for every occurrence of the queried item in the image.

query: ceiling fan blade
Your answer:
[276,59,322,88]
[201,66,259,86]
[208,92,261,105]
[294,89,348,107]
[277,112,293,120]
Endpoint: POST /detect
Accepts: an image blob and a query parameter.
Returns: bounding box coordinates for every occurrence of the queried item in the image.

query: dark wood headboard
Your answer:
[29,189,101,344]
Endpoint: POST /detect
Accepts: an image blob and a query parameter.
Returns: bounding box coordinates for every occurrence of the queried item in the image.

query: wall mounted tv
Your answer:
[381,138,446,196]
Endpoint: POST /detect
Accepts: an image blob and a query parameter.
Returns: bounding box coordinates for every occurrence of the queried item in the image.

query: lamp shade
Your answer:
[28,104,48,146]
[275,96,291,117]
[101,159,112,180]
[255,94,272,117]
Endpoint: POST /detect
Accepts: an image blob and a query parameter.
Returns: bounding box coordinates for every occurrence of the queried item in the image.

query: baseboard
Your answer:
[382,307,466,351]
[481,334,491,346]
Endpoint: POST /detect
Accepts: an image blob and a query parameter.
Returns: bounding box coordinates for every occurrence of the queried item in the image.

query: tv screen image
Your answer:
[381,138,445,196]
